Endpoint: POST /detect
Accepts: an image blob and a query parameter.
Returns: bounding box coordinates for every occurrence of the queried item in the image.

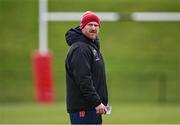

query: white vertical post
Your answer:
[39,0,48,53]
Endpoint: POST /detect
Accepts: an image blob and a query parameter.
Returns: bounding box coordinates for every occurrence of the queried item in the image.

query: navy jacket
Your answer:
[65,27,108,113]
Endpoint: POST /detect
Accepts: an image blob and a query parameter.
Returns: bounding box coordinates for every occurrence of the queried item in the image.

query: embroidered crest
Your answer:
[92,49,100,61]
[79,111,85,117]
[93,49,97,56]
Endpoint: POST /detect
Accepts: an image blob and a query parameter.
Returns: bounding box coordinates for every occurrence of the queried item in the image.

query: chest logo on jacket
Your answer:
[92,49,100,61]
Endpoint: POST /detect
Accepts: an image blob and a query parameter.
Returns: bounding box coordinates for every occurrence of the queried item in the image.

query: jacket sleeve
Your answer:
[70,46,101,107]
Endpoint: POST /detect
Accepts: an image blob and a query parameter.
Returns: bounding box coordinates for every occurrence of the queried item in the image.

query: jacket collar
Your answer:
[65,26,100,51]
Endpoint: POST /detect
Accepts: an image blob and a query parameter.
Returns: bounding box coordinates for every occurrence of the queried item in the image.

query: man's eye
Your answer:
[88,24,93,26]
[94,25,99,27]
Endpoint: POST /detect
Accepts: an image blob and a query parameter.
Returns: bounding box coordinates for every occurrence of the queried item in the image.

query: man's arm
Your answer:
[71,47,101,107]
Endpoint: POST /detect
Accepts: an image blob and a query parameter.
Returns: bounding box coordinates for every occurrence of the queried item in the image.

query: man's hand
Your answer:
[95,103,107,115]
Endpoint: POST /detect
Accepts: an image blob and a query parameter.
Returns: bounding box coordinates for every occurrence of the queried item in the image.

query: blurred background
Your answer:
[0,0,180,124]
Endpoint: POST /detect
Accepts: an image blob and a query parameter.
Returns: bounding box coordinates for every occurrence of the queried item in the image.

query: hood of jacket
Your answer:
[65,27,100,51]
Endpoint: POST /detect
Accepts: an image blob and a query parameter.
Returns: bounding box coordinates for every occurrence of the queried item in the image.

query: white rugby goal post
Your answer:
[39,0,120,53]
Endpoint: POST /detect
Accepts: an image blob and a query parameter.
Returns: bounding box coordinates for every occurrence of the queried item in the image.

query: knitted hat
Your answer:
[80,11,101,29]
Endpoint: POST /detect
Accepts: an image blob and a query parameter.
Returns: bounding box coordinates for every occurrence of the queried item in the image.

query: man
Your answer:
[65,11,108,124]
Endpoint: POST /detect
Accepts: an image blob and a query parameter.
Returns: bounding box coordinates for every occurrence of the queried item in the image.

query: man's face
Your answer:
[81,22,100,40]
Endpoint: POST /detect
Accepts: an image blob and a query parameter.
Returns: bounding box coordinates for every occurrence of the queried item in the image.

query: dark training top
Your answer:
[65,27,108,113]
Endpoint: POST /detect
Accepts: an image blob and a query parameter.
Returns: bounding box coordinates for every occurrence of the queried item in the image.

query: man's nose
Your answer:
[91,25,96,30]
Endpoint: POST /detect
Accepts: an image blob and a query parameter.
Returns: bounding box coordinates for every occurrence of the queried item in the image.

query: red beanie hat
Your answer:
[80,11,101,29]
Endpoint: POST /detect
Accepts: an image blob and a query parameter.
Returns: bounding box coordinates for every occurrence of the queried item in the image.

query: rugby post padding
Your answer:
[32,52,54,103]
